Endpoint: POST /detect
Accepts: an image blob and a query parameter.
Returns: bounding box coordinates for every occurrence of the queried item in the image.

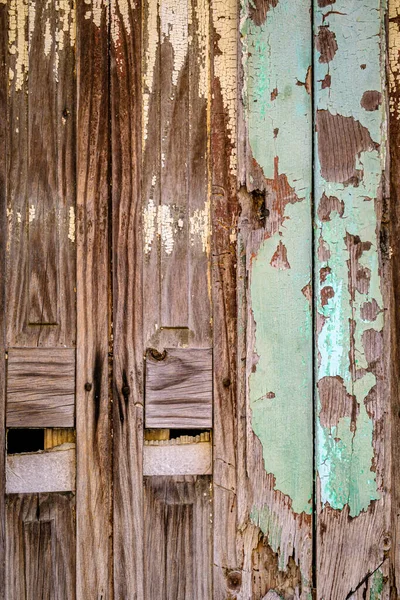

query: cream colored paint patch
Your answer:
[28,204,35,223]
[111,0,131,47]
[143,0,158,142]
[8,0,29,91]
[161,0,188,86]
[158,204,174,255]
[389,0,400,119]
[143,198,158,254]
[193,0,209,98]
[68,206,75,242]
[189,202,210,253]
[212,0,237,173]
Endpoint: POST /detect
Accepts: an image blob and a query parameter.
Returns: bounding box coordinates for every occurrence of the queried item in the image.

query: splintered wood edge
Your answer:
[6,446,75,494]
[143,442,212,476]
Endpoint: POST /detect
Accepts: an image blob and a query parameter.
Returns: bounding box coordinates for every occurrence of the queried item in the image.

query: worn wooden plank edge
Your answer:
[6,446,75,494]
[143,442,212,476]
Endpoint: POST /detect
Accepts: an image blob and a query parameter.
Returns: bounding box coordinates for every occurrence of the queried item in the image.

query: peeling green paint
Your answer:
[314,0,385,516]
[241,0,313,514]
[369,569,384,600]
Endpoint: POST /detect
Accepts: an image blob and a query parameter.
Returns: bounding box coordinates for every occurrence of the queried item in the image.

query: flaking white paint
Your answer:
[189,202,210,253]
[390,0,400,119]
[161,0,188,86]
[212,0,237,173]
[29,204,35,223]
[193,0,209,98]
[143,0,158,142]
[8,0,29,91]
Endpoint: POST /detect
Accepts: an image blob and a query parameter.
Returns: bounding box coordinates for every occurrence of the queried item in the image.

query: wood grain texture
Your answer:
[211,0,241,595]
[145,348,212,428]
[6,0,76,348]
[6,447,75,494]
[144,476,212,600]
[110,0,144,597]
[389,1,400,594]
[76,1,111,598]
[0,2,7,596]
[314,2,390,598]
[6,348,75,427]
[142,0,212,350]
[6,493,76,600]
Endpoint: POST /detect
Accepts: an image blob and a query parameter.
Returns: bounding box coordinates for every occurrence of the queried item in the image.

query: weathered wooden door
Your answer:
[0,0,399,598]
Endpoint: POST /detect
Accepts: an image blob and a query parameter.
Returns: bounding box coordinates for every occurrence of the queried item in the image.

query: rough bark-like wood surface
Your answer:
[6,493,76,600]
[110,0,144,597]
[76,1,111,597]
[144,476,212,599]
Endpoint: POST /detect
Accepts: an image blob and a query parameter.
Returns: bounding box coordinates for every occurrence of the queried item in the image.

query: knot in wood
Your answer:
[147,348,167,361]
[226,570,242,590]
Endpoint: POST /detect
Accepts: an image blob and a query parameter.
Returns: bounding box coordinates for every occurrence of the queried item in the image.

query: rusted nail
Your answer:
[84,382,92,392]
[147,347,167,361]
[223,377,231,388]
[62,108,70,119]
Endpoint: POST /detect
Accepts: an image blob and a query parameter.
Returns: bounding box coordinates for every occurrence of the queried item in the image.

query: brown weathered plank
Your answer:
[142,0,212,351]
[6,348,75,427]
[76,1,111,598]
[6,493,76,600]
[144,476,212,599]
[0,1,7,596]
[210,0,241,595]
[6,0,76,348]
[145,348,212,429]
[110,0,144,597]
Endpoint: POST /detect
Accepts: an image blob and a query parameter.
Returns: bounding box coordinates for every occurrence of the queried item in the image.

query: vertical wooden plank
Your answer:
[76,1,111,597]
[110,0,144,597]
[142,0,212,350]
[237,1,313,597]
[389,1,400,594]
[6,493,76,600]
[210,0,241,596]
[144,476,212,600]
[7,0,76,348]
[314,1,390,598]
[0,1,7,596]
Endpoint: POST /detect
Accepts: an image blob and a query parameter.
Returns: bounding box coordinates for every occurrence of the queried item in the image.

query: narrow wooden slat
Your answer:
[145,348,212,429]
[144,476,212,600]
[314,2,390,598]
[6,0,76,348]
[143,0,212,350]
[0,1,7,596]
[210,0,241,595]
[110,0,144,596]
[389,1,400,594]
[6,348,75,427]
[6,447,75,494]
[76,1,111,597]
[6,493,76,600]
[237,0,313,596]
[159,0,189,328]
[143,442,212,476]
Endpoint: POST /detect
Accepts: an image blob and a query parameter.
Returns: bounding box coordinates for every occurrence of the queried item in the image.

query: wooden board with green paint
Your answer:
[0,0,399,597]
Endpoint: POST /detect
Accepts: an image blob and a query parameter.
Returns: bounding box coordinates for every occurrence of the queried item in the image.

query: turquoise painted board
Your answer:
[239,0,313,596]
[314,0,390,597]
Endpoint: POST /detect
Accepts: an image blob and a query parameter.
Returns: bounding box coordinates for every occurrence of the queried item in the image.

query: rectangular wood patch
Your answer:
[143,442,212,476]
[6,349,75,427]
[6,447,75,494]
[145,348,212,429]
